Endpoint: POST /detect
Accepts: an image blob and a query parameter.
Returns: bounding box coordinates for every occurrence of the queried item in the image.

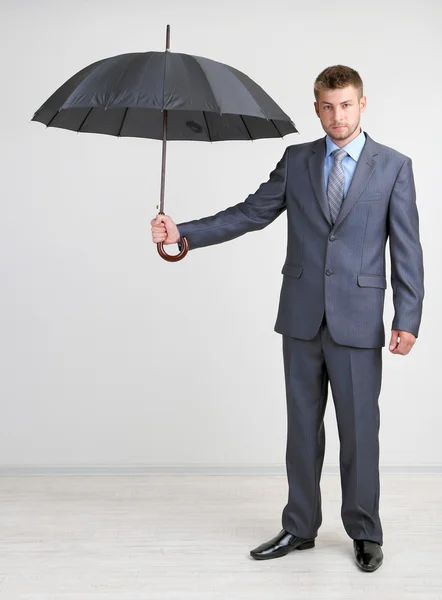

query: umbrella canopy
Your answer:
[32,26,298,262]
[32,51,297,141]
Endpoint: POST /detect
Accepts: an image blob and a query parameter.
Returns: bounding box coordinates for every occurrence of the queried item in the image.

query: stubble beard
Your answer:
[323,117,361,143]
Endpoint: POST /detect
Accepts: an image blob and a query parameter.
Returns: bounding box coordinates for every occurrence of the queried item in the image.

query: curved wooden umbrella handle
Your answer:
[157,236,189,262]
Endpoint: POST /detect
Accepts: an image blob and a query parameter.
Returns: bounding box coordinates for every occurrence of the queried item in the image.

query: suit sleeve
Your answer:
[176,147,289,251]
[388,158,424,337]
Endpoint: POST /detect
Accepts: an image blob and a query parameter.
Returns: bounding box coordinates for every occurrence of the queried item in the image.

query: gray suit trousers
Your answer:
[281,315,383,545]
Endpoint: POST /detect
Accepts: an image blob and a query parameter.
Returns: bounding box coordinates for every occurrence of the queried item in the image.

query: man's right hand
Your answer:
[150,214,181,245]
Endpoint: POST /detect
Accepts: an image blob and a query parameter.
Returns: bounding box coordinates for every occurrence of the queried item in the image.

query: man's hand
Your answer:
[150,214,180,245]
[389,330,416,355]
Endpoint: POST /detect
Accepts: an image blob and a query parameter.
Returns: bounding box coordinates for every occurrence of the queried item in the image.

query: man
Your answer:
[150,65,424,572]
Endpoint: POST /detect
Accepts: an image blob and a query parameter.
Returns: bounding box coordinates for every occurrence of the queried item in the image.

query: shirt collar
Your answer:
[325,128,366,161]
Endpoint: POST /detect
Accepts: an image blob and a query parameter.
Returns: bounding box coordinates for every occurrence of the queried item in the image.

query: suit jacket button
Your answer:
[329,235,336,241]
[326,269,333,276]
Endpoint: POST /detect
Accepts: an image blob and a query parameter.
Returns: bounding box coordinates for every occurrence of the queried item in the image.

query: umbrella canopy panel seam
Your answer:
[62,53,142,109]
[192,55,268,120]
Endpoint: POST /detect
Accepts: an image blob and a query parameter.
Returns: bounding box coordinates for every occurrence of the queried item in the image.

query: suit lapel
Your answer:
[308,138,332,226]
[333,132,378,229]
[307,132,379,229]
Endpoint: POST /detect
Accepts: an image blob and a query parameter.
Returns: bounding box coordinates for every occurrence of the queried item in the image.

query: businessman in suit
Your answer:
[150,65,424,572]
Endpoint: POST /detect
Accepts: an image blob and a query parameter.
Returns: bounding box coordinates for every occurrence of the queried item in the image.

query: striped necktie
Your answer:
[327,148,348,224]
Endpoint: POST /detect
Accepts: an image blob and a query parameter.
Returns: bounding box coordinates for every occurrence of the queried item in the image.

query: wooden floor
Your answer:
[0,474,441,599]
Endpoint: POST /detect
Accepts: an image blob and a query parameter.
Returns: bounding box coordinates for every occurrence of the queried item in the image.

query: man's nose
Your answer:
[333,107,344,122]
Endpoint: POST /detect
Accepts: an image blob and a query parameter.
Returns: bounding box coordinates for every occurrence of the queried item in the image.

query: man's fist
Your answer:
[150,214,180,245]
[389,330,416,355]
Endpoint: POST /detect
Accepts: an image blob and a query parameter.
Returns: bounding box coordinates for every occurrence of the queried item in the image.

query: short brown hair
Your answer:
[314,65,363,101]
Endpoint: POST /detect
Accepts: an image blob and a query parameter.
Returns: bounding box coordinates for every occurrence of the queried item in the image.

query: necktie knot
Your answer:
[332,148,348,164]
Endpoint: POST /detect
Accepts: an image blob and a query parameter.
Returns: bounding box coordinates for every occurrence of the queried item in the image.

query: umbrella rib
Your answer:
[78,107,93,132]
[46,110,60,128]
[225,65,270,121]
[202,112,212,141]
[188,56,221,113]
[271,120,283,138]
[240,115,253,141]
[117,107,129,137]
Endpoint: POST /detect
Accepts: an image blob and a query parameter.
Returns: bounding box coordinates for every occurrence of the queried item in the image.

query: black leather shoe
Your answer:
[250,529,315,560]
[353,540,383,572]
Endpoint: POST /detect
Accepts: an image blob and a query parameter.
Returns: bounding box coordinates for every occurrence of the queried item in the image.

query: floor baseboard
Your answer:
[0,464,441,476]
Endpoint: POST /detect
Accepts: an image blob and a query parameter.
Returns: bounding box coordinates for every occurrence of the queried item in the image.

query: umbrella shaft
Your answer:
[159,110,168,214]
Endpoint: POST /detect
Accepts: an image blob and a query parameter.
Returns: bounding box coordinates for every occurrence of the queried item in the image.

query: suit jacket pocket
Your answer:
[282,263,304,278]
[357,192,382,203]
[357,273,387,289]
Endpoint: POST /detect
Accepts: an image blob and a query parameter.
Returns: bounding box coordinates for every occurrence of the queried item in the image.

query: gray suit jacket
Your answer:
[177,132,424,348]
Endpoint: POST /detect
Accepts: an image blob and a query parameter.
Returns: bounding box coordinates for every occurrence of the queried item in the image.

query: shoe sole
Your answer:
[250,539,315,560]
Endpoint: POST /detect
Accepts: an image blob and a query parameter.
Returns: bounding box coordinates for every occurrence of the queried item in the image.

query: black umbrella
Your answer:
[32,25,298,261]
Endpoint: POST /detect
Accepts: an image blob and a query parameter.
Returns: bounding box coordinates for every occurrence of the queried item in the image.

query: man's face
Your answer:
[314,85,367,145]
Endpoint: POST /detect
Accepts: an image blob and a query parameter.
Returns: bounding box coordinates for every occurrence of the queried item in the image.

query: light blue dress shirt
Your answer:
[324,128,366,197]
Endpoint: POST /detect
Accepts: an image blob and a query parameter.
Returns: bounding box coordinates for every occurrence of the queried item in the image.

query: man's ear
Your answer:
[314,102,320,117]
[360,96,367,113]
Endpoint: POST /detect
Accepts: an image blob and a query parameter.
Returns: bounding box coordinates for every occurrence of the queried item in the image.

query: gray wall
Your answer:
[1,0,440,472]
